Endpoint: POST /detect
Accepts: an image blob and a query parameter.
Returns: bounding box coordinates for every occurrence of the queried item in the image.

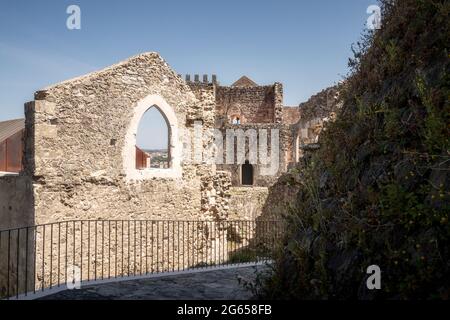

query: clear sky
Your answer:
[137,107,168,150]
[0,0,376,149]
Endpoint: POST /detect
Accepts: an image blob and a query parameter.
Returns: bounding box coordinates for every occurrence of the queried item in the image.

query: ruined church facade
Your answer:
[0,52,340,229]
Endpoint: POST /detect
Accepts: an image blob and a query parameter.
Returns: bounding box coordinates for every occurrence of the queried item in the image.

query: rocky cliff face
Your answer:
[260,0,449,299]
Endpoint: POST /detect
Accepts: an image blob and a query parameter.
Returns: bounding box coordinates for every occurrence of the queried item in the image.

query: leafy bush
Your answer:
[259,0,449,300]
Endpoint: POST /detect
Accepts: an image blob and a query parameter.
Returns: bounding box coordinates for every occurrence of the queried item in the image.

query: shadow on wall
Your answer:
[225,220,282,266]
[259,164,305,222]
[0,177,35,298]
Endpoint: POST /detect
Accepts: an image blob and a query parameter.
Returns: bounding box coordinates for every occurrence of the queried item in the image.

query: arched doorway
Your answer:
[241,160,253,186]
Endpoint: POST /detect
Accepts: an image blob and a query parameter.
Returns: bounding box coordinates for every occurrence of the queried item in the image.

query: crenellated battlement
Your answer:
[179,74,218,84]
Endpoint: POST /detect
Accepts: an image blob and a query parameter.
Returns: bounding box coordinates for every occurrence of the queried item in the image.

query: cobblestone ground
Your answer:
[39,265,267,300]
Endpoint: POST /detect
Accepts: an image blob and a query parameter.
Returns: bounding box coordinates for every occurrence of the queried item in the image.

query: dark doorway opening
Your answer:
[241,160,253,186]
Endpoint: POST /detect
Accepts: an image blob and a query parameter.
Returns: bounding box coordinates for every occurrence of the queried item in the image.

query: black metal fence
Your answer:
[0,220,282,299]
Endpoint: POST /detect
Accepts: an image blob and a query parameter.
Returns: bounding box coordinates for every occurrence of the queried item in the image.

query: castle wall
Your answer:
[215,83,283,125]
[217,123,294,187]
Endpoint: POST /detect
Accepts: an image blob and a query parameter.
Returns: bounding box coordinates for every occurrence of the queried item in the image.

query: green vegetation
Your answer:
[258,0,449,299]
[228,246,259,264]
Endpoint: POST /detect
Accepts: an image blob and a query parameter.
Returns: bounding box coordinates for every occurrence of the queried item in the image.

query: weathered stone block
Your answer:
[34,100,57,114]
[36,124,58,139]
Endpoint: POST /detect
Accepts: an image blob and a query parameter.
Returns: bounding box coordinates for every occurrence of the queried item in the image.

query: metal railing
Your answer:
[0,219,282,299]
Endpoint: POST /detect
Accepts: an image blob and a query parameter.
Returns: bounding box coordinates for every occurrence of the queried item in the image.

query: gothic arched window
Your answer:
[136,106,170,169]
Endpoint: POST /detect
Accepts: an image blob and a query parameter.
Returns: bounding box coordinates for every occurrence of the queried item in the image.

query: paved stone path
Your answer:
[39,265,266,300]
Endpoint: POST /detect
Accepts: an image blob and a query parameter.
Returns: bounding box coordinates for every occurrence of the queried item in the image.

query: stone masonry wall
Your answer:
[228,187,269,220]
[0,175,35,298]
[0,176,34,230]
[27,52,228,225]
[297,85,341,122]
[217,123,294,187]
[215,84,283,125]
[0,53,237,297]
[0,53,302,296]
[282,106,301,125]
[293,85,343,160]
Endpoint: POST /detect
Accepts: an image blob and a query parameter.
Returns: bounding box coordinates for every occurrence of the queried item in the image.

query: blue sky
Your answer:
[137,107,168,150]
[0,0,376,148]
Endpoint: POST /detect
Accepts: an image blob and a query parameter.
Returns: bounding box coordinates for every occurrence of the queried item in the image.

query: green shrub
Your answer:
[259,0,450,300]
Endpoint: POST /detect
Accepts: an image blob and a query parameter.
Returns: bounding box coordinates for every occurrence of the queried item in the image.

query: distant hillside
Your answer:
[259,0,449,299]
[142,149,168,154]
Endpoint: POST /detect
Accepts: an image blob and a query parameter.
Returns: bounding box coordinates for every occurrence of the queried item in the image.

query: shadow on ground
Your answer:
[39,265,267,300]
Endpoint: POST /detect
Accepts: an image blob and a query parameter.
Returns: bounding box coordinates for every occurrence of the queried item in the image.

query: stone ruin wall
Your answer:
[219,85,342,221]
[282,106,301,125]
[0,53,238,297]
[0,176,34,230]
[215,83,283,126]
[293,85,342,159]
[213,81,293,188]
[217,123,294,187]
[25,53,230,225]
[228,187,269,220]
[0,55,342,297]
[212,81,297,222]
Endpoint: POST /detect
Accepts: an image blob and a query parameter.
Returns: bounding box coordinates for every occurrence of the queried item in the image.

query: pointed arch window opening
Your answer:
[135,105,171,170]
